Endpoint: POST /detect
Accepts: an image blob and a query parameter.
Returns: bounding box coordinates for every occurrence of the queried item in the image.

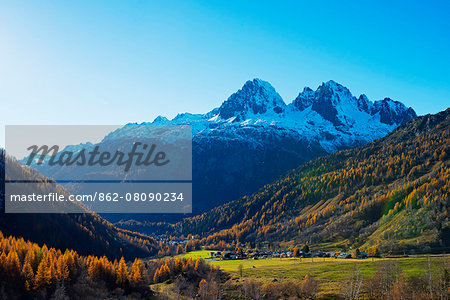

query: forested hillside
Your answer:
[177,109,450,254]
[0,153,173,259]
[0,231,220,299]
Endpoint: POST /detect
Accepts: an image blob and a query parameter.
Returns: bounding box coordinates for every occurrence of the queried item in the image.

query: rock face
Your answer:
[291,80,417,130]
[217,79,286,120]
[292,87,316,111]
[373,98,417,125]
[31,79,417,220]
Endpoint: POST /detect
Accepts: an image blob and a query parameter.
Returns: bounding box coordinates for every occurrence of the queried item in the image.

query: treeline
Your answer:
[177,109,450,254]
[0,230,149,299]
[0,230,221,299]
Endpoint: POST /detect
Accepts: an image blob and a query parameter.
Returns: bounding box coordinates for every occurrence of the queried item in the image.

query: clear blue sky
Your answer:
[1,0,449,144]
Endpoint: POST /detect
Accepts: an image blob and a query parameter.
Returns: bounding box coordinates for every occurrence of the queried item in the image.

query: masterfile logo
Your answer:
[26,142,170,172]
[5,125,192,214]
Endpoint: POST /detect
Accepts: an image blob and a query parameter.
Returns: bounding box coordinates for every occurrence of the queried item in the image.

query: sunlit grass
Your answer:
[177,250,448,297]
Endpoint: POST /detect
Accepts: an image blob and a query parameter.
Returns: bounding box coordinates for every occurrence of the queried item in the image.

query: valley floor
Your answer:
[167,250,449,299]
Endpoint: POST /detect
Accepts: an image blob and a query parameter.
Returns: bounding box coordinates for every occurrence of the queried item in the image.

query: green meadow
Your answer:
[177,250,447,297]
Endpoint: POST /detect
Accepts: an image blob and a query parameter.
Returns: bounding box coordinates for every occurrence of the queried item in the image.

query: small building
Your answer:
[337,252,352,259]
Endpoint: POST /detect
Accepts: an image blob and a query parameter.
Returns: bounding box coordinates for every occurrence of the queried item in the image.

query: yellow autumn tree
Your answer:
[34,258,49,289]
[194,258,201,271]
[115,257,129,286]
[130,258,144,286]
[22,261,34,291]
[6,250,21,277]
[56,256,70,283]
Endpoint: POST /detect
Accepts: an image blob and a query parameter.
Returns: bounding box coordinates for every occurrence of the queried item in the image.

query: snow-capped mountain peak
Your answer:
[307,80,359,127]
[357,94,372,113]
[30,79,419,217]
[292,86,315,111]
[153,115,170,124]
[217,78,286,120]
[373,98,416,125]
[316,80,356,106]
[141,78,415,152]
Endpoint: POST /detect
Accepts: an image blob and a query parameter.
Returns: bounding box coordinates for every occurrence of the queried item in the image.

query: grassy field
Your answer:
[176,250,447,298]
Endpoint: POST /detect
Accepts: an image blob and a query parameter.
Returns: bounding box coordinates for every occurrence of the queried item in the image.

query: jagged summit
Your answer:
[147,79,416,134]
[31,78,420,218]
[153,115,170,124]
[357,94,371,113]
[292,86,315,111]
[316,80,355,103]
[373,98,417,125]
[217,78,286,120]
[142,78,416,152]
[288,80,417,128]
[319,80,349,92]
[306,81,357,126]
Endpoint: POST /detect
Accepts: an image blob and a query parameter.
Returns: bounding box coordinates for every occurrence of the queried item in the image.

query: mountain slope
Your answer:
[177,108,449,254]
[0,152,163,259]
[31,79,417,220]
[127,79,417,216]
